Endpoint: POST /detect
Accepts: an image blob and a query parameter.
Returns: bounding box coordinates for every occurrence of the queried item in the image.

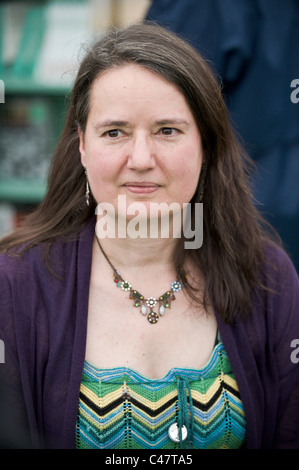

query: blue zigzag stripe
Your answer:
[76,342,246,449]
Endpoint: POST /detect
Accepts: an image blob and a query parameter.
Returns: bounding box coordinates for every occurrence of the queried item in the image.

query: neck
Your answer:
[92,210,187,296]
[94,235,178,272]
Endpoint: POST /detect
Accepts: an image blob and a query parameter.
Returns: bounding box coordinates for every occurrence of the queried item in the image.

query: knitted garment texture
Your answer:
[76,340,246,449]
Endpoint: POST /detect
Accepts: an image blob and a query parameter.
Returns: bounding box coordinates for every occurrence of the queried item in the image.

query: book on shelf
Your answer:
[0,1,99,89]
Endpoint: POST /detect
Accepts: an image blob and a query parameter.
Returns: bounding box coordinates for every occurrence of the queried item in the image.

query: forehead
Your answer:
[88,64,191,114]
[91,63,178,91]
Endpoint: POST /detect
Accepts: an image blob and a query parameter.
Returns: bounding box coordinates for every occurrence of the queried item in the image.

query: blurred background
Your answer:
[0,0,298,272]
[0,0,150,235]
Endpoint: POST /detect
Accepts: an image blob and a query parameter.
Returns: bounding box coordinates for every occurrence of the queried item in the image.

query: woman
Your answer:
[0,23,298,449]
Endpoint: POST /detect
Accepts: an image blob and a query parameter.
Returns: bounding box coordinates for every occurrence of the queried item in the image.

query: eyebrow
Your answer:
[93,118,190,130]
[154,119,190,127]
[93,120,129,130]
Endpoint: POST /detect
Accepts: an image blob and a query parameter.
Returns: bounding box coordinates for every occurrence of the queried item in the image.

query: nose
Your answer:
[127,134,156,171]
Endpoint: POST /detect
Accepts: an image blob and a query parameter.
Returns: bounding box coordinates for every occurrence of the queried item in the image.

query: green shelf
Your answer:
[0,2,73,96]
[0,178,47,203]
[0,1,86,208]
[2,74,70,96]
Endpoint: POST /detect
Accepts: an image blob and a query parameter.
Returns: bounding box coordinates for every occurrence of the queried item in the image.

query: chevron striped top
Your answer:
[75,339,246,449]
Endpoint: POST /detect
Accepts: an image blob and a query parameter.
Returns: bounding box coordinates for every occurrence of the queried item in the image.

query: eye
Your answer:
[158,127,180,136]
[103,129,124,138]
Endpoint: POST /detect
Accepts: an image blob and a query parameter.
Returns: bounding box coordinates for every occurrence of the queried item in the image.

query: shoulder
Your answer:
[0,219,94,351]
[0,218,95,287]
[250,239,299,346]
[260,239,299,297]
[0,240,65,288]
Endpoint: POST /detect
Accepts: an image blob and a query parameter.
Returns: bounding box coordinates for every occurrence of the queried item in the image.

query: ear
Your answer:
[78,128,86,167]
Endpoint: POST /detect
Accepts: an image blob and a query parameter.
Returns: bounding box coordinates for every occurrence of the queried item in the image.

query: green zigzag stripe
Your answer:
[76,343,246,449]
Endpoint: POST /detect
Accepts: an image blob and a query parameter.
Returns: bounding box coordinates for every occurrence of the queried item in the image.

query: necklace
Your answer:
[95,235,184,324]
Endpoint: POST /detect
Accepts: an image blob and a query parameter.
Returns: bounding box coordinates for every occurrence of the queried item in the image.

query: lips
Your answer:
[123,182,161,194]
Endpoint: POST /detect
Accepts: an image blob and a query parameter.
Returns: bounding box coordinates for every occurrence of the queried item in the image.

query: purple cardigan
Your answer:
[0,218,299,449]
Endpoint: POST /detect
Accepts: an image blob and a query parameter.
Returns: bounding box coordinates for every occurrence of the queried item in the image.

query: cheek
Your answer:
[179,171,200,201]
[171,149,202,197]
[84,137,125,178]
[89,166,116,201]
[86,157,113,202]
[86,144,119,181]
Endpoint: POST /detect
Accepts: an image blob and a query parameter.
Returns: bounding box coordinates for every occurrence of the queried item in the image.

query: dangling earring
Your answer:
[85,170,90,206]
[199,162,206,203]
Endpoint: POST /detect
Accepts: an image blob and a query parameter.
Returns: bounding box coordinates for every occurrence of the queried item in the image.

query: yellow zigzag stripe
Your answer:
[191,374,240,402]
[81,383,178,412]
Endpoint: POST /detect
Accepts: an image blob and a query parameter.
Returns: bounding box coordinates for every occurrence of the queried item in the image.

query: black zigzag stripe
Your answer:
[79,391,124,416]
[79,379,240,418]
[80,390,177,418]
[129,395,177,417]
[192,380,241,412]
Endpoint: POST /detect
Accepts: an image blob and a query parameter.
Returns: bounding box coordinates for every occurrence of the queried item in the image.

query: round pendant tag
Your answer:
[147,312,159,324]
[168,423,188,443]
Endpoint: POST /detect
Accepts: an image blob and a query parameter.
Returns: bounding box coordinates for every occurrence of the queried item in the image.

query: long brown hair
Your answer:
[0,22,278,323]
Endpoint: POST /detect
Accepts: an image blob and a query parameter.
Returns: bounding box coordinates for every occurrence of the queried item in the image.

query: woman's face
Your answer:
[79,64,203,222]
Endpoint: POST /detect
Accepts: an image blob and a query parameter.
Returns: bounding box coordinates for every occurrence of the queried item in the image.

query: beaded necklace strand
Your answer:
[95,235,183,324]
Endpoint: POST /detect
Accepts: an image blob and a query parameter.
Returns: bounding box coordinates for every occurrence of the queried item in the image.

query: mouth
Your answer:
[123,182,161,194]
